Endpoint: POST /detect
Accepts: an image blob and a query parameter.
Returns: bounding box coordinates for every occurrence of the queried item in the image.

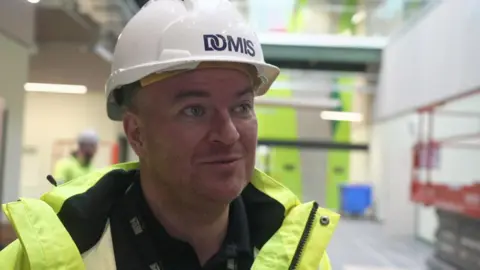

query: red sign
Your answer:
[413,142,440,169]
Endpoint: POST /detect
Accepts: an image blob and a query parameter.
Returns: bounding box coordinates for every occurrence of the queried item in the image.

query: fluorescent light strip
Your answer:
[256,97,340,109]
[24,83,88,94]
[320,111,363,122]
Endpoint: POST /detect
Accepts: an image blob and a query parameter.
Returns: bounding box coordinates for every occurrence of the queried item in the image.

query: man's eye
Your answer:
[183,106,205,117]
[233,103,253,114]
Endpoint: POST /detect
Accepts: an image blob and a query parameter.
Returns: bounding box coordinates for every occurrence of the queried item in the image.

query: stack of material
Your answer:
[428,209,480,270]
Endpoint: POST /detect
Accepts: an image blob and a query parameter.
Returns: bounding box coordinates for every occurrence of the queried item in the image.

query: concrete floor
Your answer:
[328,219,433,270]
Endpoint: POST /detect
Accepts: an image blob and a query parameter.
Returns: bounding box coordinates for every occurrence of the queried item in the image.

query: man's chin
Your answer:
[191,170,251,203]
[197,181,246,204]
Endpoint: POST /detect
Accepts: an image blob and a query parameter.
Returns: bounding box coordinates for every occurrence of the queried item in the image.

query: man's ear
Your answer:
[123,112,145,157]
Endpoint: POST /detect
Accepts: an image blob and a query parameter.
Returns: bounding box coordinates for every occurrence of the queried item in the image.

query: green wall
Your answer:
[326,87,353,209]
[253,2,314,201]
[256,75,303,200]
[325,0,357,210]
[257,0,360,206]
[339,0,358,35]
[288,0,309,32]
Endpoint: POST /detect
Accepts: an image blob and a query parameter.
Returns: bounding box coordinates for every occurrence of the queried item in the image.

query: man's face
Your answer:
[127,68,257,204]
[79,142,97,163]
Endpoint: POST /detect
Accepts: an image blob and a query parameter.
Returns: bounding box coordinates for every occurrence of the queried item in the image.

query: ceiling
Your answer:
[36,7,98,44]
[29,0,380,93]
[30,2,115,91]
[0,0,35,48]
[29,0,250,92]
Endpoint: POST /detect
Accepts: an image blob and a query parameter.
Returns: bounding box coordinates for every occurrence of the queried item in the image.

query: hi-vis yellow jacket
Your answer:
[0,162,339,270]
[54,155,95,184]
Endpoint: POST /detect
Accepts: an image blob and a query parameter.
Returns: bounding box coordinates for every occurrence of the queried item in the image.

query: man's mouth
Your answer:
[201,156,242,165]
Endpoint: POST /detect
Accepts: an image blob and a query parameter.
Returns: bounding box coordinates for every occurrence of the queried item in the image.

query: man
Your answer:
[53,129,99,184]
[0,0,339,269]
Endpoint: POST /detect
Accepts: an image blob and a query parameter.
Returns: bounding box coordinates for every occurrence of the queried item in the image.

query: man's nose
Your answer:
[208,112,240,145]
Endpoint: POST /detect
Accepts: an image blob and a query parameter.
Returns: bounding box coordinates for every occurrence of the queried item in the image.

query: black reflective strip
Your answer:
[120,182,164,269]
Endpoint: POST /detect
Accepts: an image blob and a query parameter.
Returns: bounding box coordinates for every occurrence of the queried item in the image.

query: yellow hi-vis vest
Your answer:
[54,155,94,184]
[0,162,339,270]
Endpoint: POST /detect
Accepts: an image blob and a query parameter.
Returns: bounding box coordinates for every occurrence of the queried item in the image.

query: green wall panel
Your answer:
[268,147,302,199]
[256,75,303,200]
[288,0,309,32]
[325,0,357,210]
[339,0,358,34]
[326,79,355,210]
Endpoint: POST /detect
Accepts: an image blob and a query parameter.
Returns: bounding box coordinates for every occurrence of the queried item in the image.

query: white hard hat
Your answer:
[105,0,280,121]
[77,129,99,145]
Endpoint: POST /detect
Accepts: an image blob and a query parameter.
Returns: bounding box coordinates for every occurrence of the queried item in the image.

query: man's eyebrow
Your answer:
[237,87,254,97]
[173,87,254,102]
[173,90,211,102]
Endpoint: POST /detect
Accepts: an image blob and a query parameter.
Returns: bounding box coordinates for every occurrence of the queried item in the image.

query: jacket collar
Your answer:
[6,162,339,269]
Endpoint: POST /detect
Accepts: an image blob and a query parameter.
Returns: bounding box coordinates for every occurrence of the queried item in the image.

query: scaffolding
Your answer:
[410,90,480,270]
[411,92,480,219]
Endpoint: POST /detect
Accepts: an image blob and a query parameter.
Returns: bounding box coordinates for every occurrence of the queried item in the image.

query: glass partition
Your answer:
[232,0,436,37]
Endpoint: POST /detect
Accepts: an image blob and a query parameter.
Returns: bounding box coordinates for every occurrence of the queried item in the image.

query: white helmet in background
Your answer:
[77,129,99,145]
[105,0,280,121]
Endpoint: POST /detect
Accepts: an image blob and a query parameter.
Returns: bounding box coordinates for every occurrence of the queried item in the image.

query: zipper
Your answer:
[288,202,319,270]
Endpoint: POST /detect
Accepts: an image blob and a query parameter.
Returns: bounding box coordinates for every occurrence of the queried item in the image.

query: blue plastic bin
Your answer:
[340,184,372,215]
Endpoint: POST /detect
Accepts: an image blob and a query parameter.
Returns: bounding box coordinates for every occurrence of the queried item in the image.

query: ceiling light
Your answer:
[27,0,41,3]
[320,111,363,122]
[256,97,340,110]
[24,83,87,94]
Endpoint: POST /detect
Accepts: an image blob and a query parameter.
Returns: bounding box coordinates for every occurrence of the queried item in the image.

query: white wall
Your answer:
[0,33,29,207]
[350,91,372,184]
[373,0,480,241]
[369,114,417,235]
[20,91,120,198]
[430,102,480,186]
[0,1,34,225]
[376,0,480,119]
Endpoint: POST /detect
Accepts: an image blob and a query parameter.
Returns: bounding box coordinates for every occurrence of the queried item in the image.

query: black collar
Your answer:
[58,167,285,263]
[132,173,252,262]
[224,195,251,255]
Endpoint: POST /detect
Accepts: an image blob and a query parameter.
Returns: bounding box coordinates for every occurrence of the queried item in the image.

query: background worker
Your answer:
[53,129,99,183]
